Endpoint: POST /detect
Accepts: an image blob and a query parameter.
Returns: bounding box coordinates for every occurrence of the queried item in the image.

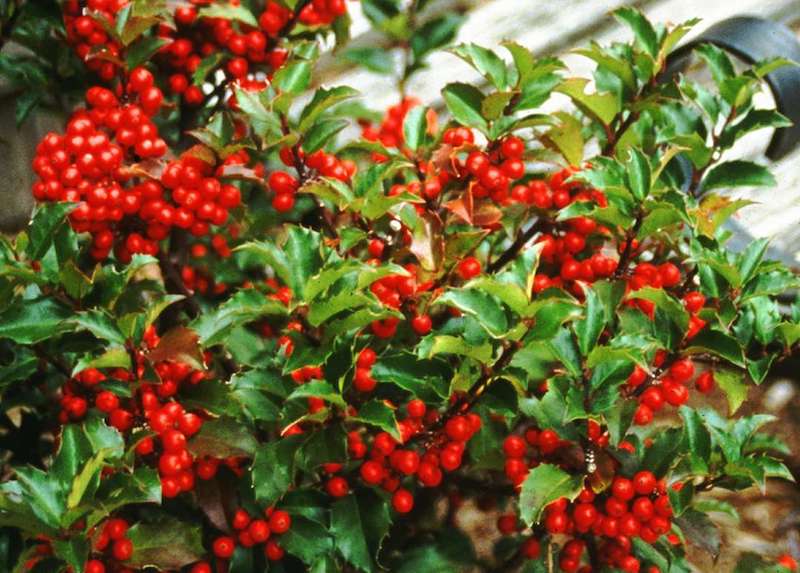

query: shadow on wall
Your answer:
[0,95,64,233]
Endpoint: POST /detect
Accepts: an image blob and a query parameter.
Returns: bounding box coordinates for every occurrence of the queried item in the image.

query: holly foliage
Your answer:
[0,1,798,572]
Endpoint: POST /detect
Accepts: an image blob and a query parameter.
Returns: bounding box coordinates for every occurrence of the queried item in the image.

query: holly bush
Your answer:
[1,1,799,572]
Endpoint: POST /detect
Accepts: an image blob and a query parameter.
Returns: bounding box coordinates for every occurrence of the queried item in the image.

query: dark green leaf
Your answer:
[0,297,70,344]
[299,86,360,132]
[186,417,258,458]
[343,47,394,74]
[351,401,400,441]
[126,519,205,569]
[701,160,776,192]
[614,7,658,57]
[441,83,488,132]
[198,3,258,27]
[403,105,428,151]
[519,464,584,526]
[303,118,349,153]
[449,43,509,90]
[436,288,508,337]
[251,436,304,506]
[410,15,463,63]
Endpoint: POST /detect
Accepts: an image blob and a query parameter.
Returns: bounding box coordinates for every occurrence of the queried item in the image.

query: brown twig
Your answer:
[487,219,548,274]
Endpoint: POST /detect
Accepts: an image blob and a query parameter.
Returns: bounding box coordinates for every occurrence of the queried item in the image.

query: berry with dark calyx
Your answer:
[213,536,236,559]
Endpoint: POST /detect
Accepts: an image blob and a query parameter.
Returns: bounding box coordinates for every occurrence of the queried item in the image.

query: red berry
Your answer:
[778,555,798,571]
[411,314,432,335]
[695,370,714,393]
[105,518,128,540]
[357,348,376,368]
[659,262,681,287]
[112,539,133,561]
[360,460,384,484]
[497,514,518,535]
[633,471,656,495]
[521,538,541,559]
[248,519,271,543]
[683,291,706,313]
[392,488,414,513]
[502,435,527,459]
[269,510,291,534]
[669,358,695,383]
[213,536,236,559]
[326,476,349,497]
[612,477,635,501]
[265,539,284,561]
[457,257,482,280]
[406,399,426,419]
[232,509,251,530]
[500,136,524,159]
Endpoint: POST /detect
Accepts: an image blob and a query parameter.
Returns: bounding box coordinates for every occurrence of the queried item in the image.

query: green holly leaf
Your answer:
[274,61,313,94]
[403,105,428,151]
[52,537,89,573]
[330,492,391,572]
[126,519,205,570]
[519,464,584,526]
[701,160,776,192]
[442,83,488,132]
[679,406,712,472]
[282,516,334,565]
[288,381,346,408]
[350,401,400,441]
[198,3,258,27]
[69,310,126,346]
[251,436,304,506]
[0,297,70,344]
[625,147,651,201]
[186,417,258,458]
[556,78,620,126]
[26,202,75,261]
[574,284,605,356]
[342,47,395,74]
[449,43,510,90]
[541,111,584,166]
[715,369,748,414]
[299,86,360,132]
[685,329,745,367]
[410,14,463,65]
[436,288,509,338]
[614,7,659,57]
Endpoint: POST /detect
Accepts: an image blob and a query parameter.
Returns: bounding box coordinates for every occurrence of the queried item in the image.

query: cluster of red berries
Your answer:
[540,473,673,572]
[159,0,346,106]
[628,355,714,426]
[501,427,564,486]
[267,146,356,212]
[30,74,170,260]
[63,0,128,81]
[211,507,292,563]
[368,269,432,339]
[525,172,620,296]
[460,136,526,203]
[352,348,378,392]
[362,98,422,152]
[160,154,241,236]
[346,397,481,514]
[85,518,134,572]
